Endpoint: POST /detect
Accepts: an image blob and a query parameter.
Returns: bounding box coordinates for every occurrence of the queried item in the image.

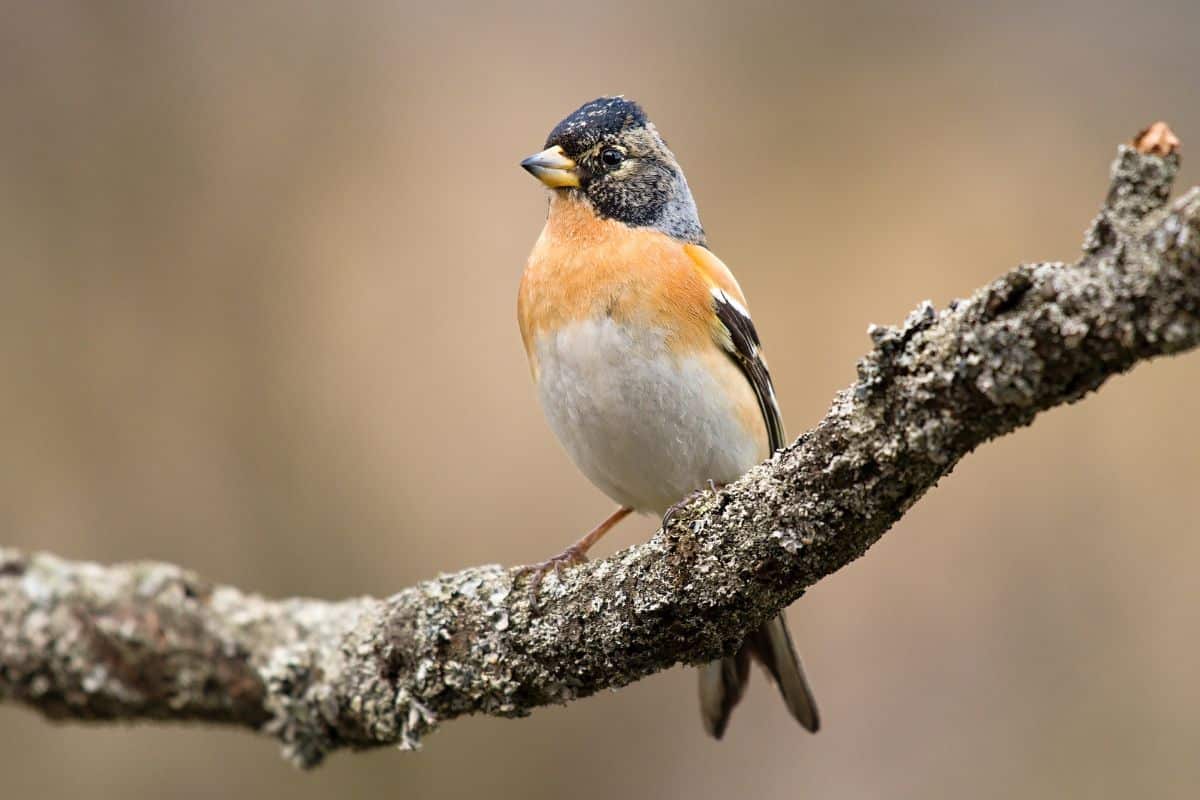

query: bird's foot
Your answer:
[513,507,633,609]
[514,543,590,606]
[662,480,724,528]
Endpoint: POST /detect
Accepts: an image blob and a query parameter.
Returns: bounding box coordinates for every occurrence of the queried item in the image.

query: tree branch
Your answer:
[2,127,1198,767]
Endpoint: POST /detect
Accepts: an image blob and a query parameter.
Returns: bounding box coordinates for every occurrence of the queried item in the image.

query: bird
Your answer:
[516,96,819,739]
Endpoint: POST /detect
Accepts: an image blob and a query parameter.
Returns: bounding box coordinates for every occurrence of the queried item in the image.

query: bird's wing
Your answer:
[687,246,818,739]
[685,244,786,452]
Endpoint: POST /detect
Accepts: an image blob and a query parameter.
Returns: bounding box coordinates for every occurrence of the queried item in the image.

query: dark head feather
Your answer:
[544,97,649,157]
[540,96,705,245]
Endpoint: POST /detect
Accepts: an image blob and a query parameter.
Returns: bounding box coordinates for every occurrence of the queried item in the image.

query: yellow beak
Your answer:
[520,145,580,188]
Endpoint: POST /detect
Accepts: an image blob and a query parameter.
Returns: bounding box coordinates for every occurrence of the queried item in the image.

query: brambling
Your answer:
[517,97,819,739]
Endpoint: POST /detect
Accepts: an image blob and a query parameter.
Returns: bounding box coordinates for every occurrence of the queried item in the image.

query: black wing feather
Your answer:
[711,289,785,452]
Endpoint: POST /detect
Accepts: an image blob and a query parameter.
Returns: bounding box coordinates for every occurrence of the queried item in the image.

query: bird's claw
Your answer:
[661,480,722,528]
[514,544,589,607]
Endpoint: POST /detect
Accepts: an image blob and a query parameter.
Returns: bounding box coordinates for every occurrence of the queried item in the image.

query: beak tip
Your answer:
[520,145,581,189]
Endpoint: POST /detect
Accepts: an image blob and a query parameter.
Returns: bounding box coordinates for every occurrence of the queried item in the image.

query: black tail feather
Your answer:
[698,612,819,737]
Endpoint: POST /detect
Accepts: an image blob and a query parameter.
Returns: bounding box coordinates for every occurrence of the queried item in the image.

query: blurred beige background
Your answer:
[2,1,1199,798]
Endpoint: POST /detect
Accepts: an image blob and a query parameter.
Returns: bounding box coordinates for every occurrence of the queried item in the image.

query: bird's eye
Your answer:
[600,148,625,167]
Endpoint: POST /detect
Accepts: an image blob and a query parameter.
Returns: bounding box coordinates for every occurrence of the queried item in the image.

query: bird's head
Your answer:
[521,96,704,244]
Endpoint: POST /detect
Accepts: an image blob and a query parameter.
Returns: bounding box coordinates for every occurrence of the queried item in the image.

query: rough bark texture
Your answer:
[2,132,1198,767]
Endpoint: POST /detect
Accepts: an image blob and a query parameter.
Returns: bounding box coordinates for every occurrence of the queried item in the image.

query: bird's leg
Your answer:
[661,479,726,528]
[516,506,633,603]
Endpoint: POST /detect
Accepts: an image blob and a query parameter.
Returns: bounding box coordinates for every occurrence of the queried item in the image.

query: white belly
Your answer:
[534,317,765,515]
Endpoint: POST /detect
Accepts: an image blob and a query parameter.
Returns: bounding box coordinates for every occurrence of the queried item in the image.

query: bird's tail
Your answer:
[698,612,819,738]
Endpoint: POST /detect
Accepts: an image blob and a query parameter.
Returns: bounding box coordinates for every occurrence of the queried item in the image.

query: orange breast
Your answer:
[517,193,746,378]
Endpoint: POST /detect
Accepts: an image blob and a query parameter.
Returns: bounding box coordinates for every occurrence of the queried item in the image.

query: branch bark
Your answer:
[2,128,1198,767]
